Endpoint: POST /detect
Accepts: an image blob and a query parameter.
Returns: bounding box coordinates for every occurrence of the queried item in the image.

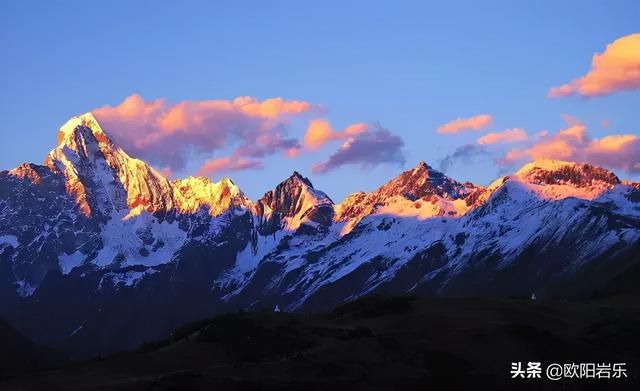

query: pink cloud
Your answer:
[284,147,301,158]
[233,96,313,118]
[437,114,493,134]
[196,156,263,177]
[312,125,405,173]
[303,119,368,150]
[477,128,528,145]
[548,34,640,98]
[535,130,549,138]
[92,94,317,172]
[500,116,640,173]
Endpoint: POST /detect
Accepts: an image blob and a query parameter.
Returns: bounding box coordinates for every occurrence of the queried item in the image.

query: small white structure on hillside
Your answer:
[531,293,537,300]
[274,304,281,312]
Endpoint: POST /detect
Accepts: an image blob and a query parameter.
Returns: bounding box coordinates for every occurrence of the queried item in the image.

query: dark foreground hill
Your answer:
[2,295,639,390]
[0,318,63,380]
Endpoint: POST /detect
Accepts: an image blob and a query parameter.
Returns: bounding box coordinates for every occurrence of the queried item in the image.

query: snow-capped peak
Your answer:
[492,159,621,201]
[55,112,110,150]
[334,160,473,231]
[254,171,334,233]
[272,171,333,205]
[412,160,429,173]
[44,113,176,218]
[171,176,250,216]
[39,113,251,220]
[8,163,43,184]
[515,159,620,186]
[47,112,125,166]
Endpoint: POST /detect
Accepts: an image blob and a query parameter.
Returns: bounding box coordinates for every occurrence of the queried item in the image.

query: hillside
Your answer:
[2,295,639,390]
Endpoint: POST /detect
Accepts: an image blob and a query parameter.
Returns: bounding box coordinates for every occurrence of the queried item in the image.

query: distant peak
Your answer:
[286,171,313,188]
[516,159,619,187]
[515,159,579,175]
[220,177,235,186]
[8,163,42,184]
[411,160,435,173]
[175,175,242,193]
[56,112,108,146]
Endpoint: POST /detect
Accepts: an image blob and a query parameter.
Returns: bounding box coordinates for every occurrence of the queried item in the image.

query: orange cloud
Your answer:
[303,119,368,150]
[233,96,313,119]
[284,147,301,158]
[477,128,528,145]
[93,94,317,172]
[196,156,263,177]
[548,33,640,98]
[535,130,549,138]
[500,116,640,173]
[437,114,493,134]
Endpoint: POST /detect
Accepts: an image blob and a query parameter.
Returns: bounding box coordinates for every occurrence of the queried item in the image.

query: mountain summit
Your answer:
[254,171,334,234]
[54,112,108,149]
[44,113,175,218]
[1,113,639,359]
[42,113,252,220]
[334,161,477,232]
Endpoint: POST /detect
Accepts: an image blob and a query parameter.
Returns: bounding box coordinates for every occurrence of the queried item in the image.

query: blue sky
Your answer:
[1,1,639,201]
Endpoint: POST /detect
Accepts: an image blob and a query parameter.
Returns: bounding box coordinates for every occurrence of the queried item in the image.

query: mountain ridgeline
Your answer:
[1,113,639,358]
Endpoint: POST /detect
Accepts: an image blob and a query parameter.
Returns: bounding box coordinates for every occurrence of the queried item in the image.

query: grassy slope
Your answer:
[2,295,639,390]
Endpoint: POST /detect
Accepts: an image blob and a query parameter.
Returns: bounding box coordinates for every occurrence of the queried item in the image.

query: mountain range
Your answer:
[1,113,639,358]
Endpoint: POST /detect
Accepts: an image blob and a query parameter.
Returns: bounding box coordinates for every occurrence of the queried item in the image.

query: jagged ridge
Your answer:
[1,113,639,359]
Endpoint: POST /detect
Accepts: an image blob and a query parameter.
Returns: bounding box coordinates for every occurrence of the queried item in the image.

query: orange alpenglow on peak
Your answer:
[38,114,251,219]
[56,112,106,146]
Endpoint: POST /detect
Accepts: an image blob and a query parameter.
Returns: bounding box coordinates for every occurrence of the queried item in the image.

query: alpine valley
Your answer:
[1,113,639,358]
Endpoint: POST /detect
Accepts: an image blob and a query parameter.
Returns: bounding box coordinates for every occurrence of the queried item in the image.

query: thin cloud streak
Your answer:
[196,156,263,177]
[437,114,493,134]
[477,128,528,145]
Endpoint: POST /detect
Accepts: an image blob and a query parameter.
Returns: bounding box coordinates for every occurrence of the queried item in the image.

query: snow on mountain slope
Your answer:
[1,111,639,335]
[2,113,640,358]
[171,176,250,217]
[216,160,639,311]
[0,114,252,292]
[45,113,179,219]
[334,161,478,233]
[513,159,620,200]
[254,171,334,234]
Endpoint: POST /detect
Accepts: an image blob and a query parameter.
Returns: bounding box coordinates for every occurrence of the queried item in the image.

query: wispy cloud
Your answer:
[438,144,491,173]
[500,116,640,173]
[437,114,493,134]
[477,128,528,145]
[92,94,318,173]
[196,155,263,177]
[312,125,405,173]
[548,33,640,98]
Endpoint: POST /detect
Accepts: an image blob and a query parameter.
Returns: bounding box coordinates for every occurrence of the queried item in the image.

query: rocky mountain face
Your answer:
[253,171,334,235]
[1,114,639,358]
[334,161,480,233]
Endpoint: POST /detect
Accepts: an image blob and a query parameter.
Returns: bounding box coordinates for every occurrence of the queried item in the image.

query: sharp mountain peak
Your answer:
[55,112,110,147]
[8,113,629,223]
